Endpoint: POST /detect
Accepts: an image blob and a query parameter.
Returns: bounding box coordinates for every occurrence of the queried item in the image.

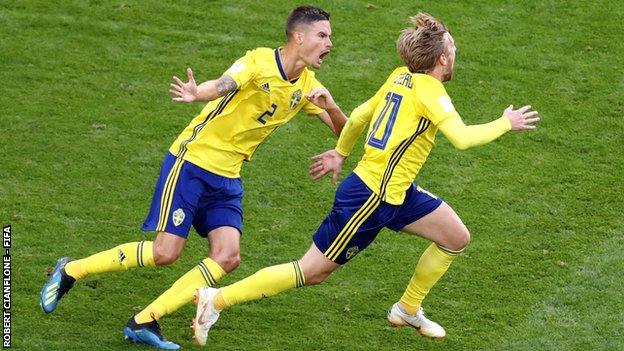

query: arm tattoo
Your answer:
[216,76,238,97]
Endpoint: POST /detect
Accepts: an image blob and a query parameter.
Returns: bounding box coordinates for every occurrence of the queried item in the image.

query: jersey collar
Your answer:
[274,48,303,84]
[274,48,289,81]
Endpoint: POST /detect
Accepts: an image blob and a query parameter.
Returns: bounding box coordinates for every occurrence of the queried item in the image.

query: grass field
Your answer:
[2,0,623,350]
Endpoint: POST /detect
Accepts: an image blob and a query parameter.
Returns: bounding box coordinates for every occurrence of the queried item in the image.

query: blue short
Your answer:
[313,172,442,264]
[142,153,243,238]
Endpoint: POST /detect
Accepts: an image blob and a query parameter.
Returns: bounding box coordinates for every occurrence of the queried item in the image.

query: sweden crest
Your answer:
[289,89,302,109]
[172,208,185,227]
[345,246,360,260]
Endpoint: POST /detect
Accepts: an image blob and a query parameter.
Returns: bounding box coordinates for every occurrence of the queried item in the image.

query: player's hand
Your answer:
[170,68,198,103]
[306,88,339,111]
[309,149,346,184]
[503,105,540,131]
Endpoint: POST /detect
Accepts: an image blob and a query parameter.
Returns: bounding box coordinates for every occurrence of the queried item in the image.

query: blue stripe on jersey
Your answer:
[274,48,288,81]
[379,117,430,200]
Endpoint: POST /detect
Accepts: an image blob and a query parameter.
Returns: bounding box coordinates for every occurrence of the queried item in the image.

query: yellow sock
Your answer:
[399,243,462,315]
[134,258,226,323]
[64,241,154,280]
[217,261,305,310]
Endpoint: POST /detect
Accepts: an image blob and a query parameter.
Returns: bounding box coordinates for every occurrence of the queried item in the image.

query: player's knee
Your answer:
[448,226,470,252]
[303,270,330,285]
[221,255,241,273]
[304,274,325,285]
[212,251,241,273]
[153,248,181,266]
[153,232,186,266]
[459,228,471,249]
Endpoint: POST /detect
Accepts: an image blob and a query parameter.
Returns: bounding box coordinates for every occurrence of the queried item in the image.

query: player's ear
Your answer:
[438,53,448,66]
[290,31,303,45]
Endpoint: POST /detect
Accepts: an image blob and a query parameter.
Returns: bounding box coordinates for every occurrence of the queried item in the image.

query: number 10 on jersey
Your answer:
[366,92,403,150]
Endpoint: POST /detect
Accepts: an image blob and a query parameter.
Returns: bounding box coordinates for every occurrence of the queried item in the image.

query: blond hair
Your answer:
[396,13,449,73]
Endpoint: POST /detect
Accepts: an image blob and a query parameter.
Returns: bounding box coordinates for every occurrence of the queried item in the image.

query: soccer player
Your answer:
[191,12,540,345]
[40,6,346,350]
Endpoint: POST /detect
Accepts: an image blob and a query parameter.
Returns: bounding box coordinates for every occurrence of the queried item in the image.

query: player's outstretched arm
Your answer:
[307,88,347,136]
[170,68,238,103]
[502,105,540,131]
[309,149,346,184]
[438,105,540,150]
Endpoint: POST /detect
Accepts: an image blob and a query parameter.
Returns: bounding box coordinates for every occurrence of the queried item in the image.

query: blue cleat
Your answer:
[123,316,180,350]
[40,257,75,313]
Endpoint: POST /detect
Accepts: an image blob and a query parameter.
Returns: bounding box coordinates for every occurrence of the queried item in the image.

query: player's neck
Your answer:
[428,67,445,83]
[279,46,305,81]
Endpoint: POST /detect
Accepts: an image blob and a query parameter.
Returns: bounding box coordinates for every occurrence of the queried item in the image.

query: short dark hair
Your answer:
[285,5,330,39]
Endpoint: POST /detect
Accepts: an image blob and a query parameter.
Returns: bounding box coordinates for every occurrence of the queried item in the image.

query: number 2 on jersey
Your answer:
[366,92,403,150]
[257,103,277,125]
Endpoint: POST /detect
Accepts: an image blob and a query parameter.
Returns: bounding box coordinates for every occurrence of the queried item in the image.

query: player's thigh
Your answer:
[401,202,470,250]
[313,173,387,265]
[194,175,243,240]
[142,154,206,239]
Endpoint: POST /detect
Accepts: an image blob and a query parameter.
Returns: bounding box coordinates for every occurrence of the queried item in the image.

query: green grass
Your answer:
[2,0,623,350]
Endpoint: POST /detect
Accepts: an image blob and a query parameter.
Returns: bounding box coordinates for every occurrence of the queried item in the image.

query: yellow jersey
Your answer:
[336,67,511,204]
[169,47,325,178]
[336,67,462,204]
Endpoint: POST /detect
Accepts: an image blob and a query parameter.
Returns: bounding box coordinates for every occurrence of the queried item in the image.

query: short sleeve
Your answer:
[302,75,326,116]
[223,50,257,88]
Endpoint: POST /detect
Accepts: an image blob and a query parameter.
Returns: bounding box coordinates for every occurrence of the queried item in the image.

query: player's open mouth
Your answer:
[319,51,330,63]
